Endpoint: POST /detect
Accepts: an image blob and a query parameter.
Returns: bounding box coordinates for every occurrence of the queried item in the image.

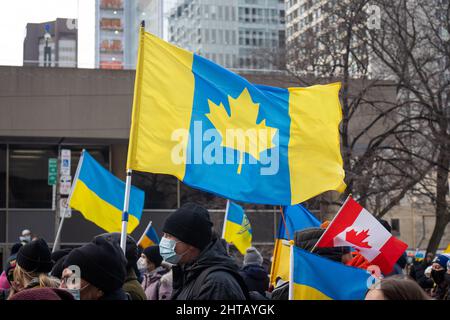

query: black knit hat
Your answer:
[63,237,127,294]
[93,233,138,269]
[51,248,72,263]
[16,238,54,273]
[163,202,213,250]
[143,245,163,267]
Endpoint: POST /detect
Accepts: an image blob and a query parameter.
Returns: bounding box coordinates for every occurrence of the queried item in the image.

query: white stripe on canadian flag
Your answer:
[315,196,408,274]
[334,208,392,261]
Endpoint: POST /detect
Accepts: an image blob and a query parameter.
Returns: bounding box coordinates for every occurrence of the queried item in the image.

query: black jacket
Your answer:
[171,238,247,300]
[239,265,269,295]
[100,288,129,300]
[409,260,434,289]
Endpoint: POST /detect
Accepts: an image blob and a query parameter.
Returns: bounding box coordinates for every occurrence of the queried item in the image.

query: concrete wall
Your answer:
[0,66,133,139]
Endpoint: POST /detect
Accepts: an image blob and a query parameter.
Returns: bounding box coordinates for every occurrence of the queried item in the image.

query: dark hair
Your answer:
[372,275,430,300]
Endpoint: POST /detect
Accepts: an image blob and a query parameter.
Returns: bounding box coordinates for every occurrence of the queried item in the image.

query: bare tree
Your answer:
[284,0,431,218]
[364,0,450,253]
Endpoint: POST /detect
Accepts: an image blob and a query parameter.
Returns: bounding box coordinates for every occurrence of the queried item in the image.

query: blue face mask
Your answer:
[159,237,186,265]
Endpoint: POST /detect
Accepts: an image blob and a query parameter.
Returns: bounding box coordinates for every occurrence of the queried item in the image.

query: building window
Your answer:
[218,30,223,44]
[8,145,109,209]
[9,145,58,208]
[391,218,400,234]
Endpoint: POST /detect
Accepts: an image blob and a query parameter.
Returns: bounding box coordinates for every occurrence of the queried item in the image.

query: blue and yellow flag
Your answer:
[290,247,370,300]
[278,204,321,240]
[69,150,145,233]
[270,204,321,285]
[222,201,252,254]
[126,29,346,205]
[137,221,160,249]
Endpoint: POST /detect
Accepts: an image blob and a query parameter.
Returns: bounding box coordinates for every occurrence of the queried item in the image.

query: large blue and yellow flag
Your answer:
[270,204,321,285]
[137,221,160,249]
[290,246,370,300]
[222,200,252,254]
[127,29,346,205]
[69,150,145,233]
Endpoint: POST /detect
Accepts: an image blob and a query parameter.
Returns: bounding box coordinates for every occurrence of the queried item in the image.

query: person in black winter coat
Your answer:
[239,247,269,295]
[161,203,247,300]
[409,253,434,290]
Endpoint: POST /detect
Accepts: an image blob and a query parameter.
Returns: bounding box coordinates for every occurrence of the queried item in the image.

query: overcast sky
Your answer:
[0,0,178,68]
[0,0,95,68]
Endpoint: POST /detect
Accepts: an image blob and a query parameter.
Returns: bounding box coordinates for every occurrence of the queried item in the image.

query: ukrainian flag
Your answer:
[270,205,321,285]
[137,221,160,249]
[290,247,370,300]
[126,28,346,205]
[69,150,144,233]
[222,200,252,255]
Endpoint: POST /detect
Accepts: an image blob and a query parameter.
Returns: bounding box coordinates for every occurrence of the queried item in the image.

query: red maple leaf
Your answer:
[345,229,372,249]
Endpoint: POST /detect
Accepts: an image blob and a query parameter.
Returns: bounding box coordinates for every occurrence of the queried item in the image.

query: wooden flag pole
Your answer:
[288,244,294,300]
[311,194,351,253]
[120,169,133,253]
[137,220,152,247]
[279,206,291,241]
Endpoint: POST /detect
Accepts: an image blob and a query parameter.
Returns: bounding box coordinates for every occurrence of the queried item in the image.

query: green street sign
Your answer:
[48,158,57,186]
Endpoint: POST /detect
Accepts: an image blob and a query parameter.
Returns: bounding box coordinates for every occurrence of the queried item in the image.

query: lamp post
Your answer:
[411,196,417,249]
[44,24,52,67]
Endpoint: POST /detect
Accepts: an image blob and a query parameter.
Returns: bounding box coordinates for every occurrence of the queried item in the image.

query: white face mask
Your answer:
[20,235,31,244]
[137,257,148,272]
[159,237,188,265]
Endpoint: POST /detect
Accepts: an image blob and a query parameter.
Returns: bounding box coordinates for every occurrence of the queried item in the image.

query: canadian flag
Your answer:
[315,196,408,274]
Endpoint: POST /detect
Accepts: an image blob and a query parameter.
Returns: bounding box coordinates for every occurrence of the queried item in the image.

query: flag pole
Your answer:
[222,200,230,239]
[137,220,152,247]
[279,206,291,240]
[52,149,84,253]
[120,169,133,253]
[120,21,145,253]
[311,194,351,253]
[288,244,294,300]
[52,207,66,253]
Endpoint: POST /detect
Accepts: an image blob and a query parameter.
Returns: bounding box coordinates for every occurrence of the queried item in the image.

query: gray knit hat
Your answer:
[243,247,263,266]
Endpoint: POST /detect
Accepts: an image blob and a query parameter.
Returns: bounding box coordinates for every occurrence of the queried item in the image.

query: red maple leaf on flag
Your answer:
[345,229,372,248]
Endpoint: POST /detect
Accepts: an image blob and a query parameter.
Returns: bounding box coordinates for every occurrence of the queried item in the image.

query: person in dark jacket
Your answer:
[161,203,247,300]
[239,247,269,295]
[430,254,449,300]
[93,233,147,300]
[409,252,434,290]
[61,236,128,300]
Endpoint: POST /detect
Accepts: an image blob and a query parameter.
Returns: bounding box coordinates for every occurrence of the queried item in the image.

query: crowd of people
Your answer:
[0,202,449,300]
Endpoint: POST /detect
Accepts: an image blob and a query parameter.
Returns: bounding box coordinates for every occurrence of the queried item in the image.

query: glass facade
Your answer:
[3,145,109,209]
[168,0,285,70]
[9,145,58,208]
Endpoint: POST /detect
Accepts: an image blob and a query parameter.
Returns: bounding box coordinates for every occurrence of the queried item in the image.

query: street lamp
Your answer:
[43,24,52,67]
